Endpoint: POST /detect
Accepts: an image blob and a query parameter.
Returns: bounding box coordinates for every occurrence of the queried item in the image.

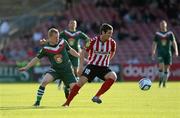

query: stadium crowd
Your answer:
[0,0,179,64]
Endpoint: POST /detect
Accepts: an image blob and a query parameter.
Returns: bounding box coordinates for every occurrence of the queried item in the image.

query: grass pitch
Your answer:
[0,82,180,118]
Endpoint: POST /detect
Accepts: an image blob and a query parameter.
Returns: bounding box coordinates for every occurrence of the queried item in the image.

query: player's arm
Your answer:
[64,40,80,58]
[80,32,90,46]
[19,48,46,71]
[110,51,116,60]
[152,41,157,55]
[19,57,40,71]
[110,40,116,60]
[172,38,179,57]
[68,48,80,58]
[77,49,86,76]
[152,34,158,59]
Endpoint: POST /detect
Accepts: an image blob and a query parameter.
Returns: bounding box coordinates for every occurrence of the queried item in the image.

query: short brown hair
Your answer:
[48,28,59,37]
[100,23,113,34]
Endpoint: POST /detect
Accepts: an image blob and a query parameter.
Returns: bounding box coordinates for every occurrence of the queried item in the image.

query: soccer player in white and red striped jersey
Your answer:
[62,23,117,107]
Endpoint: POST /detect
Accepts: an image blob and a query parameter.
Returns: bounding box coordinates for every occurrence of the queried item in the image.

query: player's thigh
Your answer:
[41,73,54,86]
[70,57,79,68]
[157,55,164,70]
[104,71,117,81]
[82,64,97,82]
[77,76,88,87]
[164,54,172,66]
[73,67,78,76]
[60,72,77,89]
[70,57,79,76]
[96,66,114,81]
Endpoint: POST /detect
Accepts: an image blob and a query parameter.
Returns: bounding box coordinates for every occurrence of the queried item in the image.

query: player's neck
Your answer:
[100,35,109,42]
[49,39,59,46]
[160,29,167,32]
[69,28,76,32]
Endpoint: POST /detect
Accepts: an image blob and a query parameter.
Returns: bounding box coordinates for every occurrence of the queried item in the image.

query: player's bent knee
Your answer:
[69,83,76,89]
[105,72,117,81]
[41,80,50,86]
[77,76,88,87]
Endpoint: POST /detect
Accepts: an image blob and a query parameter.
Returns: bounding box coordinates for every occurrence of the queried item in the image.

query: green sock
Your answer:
[159,70,164,87]
[36,86,45,102]
[64,86,70,99]
[163,72,169,87]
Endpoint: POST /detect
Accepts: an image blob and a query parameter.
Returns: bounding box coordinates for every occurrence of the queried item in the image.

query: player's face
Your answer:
[68,20,77,30]
[49,32,59,44]
[160,21,167,31]
[102,29,113,41]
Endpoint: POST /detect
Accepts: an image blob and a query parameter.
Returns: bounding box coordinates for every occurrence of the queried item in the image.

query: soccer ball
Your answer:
[139,78,152,90]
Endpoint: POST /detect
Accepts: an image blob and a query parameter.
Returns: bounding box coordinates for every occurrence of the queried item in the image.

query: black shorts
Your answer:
[82,64,112,82]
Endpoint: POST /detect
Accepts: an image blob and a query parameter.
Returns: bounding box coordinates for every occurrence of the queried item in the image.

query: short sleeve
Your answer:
[111,40,116,52]
[59,31,64,38]
[64,40,71,51]
[85,39,95,52]
[36,48,46,59]
[169,32,175,41]
[80,32,89,41]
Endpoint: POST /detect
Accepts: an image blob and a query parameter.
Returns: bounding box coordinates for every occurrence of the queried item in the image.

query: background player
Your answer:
[19,28,80,106]
[62,23,117,107]
[152,20,179,88]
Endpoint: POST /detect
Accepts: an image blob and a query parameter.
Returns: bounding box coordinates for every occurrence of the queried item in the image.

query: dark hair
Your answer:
[100,23,113,34]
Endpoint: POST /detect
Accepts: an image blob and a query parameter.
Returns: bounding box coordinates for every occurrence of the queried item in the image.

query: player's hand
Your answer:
[40,39,48,45]
[77,66,83,77]
[84,58,88,63]
[80,50,85,60]
[19,67,27,72]
[175,52,179,57]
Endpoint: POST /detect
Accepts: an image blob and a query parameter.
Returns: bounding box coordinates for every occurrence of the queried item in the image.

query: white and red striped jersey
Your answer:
[85,36,116,67]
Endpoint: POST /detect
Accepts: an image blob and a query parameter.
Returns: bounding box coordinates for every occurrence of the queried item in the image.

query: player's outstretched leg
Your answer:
[92,78,115,104]
[62,84,81,107]
[33,86,45,107]
[33,73,53,107]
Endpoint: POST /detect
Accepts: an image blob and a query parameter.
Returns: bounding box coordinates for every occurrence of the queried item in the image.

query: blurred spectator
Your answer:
[65,0,73,10]
[0,20,10,35]
[32,29,43,42]
[27,47,35,57]
[116,26,129,41]
[142,8,156,23]
[123,8,138,24]
[91,21,101,34]
[95,0,109,8]
[2,0,180,64]
[17,48,28,60]
[0,50,6,62]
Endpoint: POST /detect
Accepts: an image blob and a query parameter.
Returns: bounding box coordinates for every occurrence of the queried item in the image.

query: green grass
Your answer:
[0,82,180,118]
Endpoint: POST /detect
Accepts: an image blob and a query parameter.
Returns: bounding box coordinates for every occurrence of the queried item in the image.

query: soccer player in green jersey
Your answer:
[59,20,89,76]
[152,20,179,88]
[19,28,80,106]
[40,20,89,98]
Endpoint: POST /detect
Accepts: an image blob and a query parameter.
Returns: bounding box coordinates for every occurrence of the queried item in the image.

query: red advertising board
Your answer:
[122,63,180,81]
